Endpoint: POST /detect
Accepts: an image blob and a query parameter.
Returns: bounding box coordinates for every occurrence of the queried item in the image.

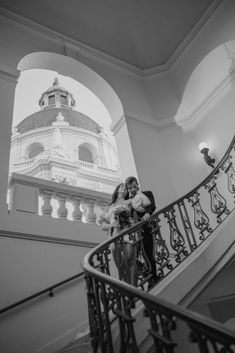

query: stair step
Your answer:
[57,333,92,353]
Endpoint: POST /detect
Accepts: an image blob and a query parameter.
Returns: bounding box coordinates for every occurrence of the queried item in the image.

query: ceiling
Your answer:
[0,0,217,70]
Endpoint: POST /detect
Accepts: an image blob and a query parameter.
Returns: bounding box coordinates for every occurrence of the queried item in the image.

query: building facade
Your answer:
[10,78,121,193]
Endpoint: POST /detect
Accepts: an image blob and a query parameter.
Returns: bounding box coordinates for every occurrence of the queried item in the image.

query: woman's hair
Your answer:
[110,183,127,205]
[125,176,138,186]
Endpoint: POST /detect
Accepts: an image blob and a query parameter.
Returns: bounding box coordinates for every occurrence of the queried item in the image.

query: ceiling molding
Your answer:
[0,0,223,78]
[0,7,144,79]
[0,69,19,83]
[166,0,223,70]
[112,63,235,131]
[110,115,126,135]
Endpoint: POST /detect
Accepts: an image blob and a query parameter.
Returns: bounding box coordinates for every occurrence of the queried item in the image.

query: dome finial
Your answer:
[53,77,60,87]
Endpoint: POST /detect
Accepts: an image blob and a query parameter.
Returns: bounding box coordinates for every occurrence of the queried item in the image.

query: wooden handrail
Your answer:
[0,270,85,314]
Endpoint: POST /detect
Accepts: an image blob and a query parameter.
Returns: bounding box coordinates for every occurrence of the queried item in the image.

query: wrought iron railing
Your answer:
[83,136,235,352]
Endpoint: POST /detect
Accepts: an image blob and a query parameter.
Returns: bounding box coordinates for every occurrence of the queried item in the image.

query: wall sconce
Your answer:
[199,142,215,168]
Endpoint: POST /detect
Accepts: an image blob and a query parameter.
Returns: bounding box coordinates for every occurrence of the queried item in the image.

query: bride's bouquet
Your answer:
[113,204,132,228]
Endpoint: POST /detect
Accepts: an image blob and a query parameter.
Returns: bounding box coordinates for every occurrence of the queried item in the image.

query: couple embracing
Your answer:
[100,176,160,290]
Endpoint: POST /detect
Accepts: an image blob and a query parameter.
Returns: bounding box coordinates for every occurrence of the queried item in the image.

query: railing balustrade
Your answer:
[8,173,111,224]
[83,136,235,353]
[10,153,121,177]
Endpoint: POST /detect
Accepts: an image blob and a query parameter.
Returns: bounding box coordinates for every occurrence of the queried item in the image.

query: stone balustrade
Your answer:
[12,157,37,169]
[10,153,120,177]
[8,173,111,224]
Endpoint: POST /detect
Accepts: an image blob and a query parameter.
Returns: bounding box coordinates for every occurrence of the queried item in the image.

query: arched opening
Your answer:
[7,51,140,202]
[174,40,235,161]
[26,142,44,159]
[15,52,138,180]
[79,146,93,163]
[18,52,124,123]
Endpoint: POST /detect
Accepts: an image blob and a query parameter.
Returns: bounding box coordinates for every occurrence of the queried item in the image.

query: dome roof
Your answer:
[16,107,101,134]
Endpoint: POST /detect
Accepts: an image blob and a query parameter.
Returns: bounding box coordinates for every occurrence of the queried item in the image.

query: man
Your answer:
[125,176,160,290]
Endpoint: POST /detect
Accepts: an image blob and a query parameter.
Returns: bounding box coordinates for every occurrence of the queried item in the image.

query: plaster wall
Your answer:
[171,0,235,102]
[131,0,235,198]
[1,1,235,209]
[1,5,235,353]
[144,72,181,123]
[156,124,209,198]
[169,0,235,151]
[125,117,176,208]
[0,235,91,353]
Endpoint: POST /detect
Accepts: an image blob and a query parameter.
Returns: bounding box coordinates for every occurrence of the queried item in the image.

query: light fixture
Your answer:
[199,142,215,168]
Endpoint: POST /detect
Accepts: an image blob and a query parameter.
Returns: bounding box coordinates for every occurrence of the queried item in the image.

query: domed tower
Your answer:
[10,78,121,193]
[39,77,76,110]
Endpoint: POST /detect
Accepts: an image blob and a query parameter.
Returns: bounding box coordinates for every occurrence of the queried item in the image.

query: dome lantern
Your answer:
[39,78,76,110]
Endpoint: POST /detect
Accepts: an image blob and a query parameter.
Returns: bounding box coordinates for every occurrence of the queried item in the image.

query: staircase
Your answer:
[57,332,91,353]
[82,136,235,353]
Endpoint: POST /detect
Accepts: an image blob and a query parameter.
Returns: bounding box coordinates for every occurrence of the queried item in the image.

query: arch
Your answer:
[17,52,124,123]
[175,40,235,127]
[25,142,44,159]
[78,142,96,164]
[79,146,93,163]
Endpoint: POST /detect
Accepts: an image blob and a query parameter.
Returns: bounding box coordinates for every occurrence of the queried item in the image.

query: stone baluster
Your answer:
[71,196,84,222]
[95,200,109,225]
[40,190,53,217]
[85,198,97,224]
[56,193,68,219]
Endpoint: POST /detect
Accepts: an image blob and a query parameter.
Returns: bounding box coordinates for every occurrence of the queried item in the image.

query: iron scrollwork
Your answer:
[164,207,188,263]
[188,192,212,239]
[221,156,235,195]
[83,136,235,353]
[204,177,230,223]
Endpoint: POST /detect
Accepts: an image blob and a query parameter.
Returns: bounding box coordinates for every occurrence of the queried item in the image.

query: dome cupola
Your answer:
[39,78,76,109]
[16,78,101,135]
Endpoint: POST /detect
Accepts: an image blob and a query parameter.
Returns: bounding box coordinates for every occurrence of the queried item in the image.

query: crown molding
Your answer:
[166,0,223,70]
[111,110,175,135]
[112,63,234,132]
[0,7,143,79]
[110,115,126,135]
[125,111,160,129]
[136,0,224,78]
[0,0,223,78]
[0,69,19,83]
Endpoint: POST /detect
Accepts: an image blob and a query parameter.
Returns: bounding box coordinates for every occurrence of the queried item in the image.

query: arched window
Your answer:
[60,95,68,105]
[48,95,55,105]
[27,142,44,159]
[79,146,93,163]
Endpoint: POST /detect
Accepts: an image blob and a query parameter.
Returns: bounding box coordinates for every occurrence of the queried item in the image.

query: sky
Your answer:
[12,69,114,139]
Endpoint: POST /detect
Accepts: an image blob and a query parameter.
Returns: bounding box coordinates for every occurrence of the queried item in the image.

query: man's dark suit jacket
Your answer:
[134,190,156,221]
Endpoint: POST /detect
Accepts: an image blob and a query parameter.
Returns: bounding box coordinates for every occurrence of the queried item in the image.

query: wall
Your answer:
[1,3,235,351]
[125,116,177,207]
[1,2,235,210]
[169,0,235,167]
[130,0,235,198]
[0,234,91,353]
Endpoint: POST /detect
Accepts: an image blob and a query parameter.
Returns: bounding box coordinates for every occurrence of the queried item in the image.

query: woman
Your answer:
[99,183,137,285]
